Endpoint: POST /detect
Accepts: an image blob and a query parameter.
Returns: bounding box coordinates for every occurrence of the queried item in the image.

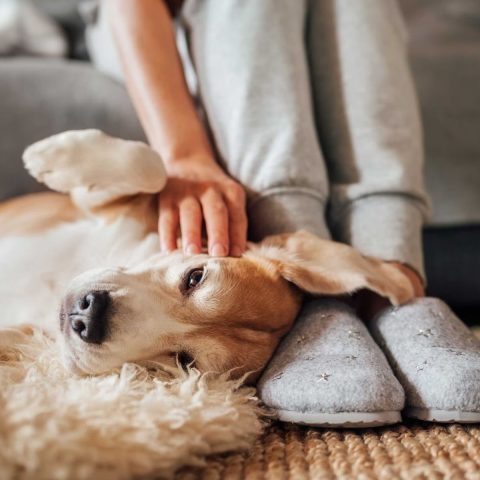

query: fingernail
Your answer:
[210,243,227,257]
[185,244,200,255]
[231,246,243,257]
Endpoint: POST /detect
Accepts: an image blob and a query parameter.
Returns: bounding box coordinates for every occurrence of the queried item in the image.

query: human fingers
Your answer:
[223,183,247,257]
[158,196,179,252]
[179,196,203,255]
[200,188,229,256]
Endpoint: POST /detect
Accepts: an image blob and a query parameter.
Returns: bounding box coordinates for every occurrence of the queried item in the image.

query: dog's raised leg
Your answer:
[23,130,167,210]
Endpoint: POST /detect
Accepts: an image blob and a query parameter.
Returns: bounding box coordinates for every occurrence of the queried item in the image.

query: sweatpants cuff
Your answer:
[248,191,330,242]
[332,195,426,281]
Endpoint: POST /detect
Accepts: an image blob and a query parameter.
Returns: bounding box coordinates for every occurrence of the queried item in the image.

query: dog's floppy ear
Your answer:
[250,231,414,305]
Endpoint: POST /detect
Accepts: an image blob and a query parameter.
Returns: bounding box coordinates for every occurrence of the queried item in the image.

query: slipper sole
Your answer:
[276,409,401,428]
[404,408,480,423]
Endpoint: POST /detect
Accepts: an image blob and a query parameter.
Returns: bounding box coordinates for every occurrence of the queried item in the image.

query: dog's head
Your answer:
[60,231,414,380]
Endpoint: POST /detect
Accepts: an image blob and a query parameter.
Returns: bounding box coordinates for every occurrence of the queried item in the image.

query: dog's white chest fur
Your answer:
[0,216,157,331]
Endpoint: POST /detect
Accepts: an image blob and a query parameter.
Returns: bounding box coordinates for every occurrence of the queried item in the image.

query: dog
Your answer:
[0,130,414,380]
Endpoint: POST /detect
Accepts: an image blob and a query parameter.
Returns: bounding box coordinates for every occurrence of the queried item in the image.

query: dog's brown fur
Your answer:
[0,130,414,380]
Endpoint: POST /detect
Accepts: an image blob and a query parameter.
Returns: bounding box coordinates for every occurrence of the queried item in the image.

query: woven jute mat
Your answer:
[178,421,480,479]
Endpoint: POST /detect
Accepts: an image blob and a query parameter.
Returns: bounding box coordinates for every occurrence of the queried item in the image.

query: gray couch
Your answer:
[1,0,479,314]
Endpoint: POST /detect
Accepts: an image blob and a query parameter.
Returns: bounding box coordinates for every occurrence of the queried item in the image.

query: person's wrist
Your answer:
[163,153,220,176]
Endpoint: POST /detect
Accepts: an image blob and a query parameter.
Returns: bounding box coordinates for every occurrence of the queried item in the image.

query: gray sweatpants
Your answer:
[87,0,430,279]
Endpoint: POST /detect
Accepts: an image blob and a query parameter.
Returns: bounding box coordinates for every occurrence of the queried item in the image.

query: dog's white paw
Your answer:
[23,130,167,200]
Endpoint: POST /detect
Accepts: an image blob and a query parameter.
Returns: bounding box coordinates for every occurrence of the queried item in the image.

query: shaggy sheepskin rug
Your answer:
[0,328,266,479]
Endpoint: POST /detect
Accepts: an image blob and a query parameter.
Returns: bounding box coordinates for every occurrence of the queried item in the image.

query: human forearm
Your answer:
[106,0,214,169]
[105,0,247,257]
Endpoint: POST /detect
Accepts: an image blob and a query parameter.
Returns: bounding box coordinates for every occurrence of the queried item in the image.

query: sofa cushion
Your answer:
[35,0,87,59]
[0,58,145,201]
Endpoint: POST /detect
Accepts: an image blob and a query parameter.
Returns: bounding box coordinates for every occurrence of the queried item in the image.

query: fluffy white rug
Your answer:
[0,328,266,479]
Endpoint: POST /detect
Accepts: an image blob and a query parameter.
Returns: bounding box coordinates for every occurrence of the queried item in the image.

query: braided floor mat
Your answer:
[178,421,480,479]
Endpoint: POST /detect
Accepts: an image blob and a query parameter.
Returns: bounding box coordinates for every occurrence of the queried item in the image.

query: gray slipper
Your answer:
[257,299,405,428]
[369,297,480,423]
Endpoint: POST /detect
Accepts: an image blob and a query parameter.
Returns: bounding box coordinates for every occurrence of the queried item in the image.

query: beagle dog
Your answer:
[0,130,414,380]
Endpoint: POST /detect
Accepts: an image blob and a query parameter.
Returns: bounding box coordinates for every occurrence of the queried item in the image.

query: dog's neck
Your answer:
[0,207,158,333]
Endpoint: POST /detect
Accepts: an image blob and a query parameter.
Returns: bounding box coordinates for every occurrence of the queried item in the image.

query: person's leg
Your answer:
[87,0,331,240]
[181,0,404,427]
[307,0,429,279]
[180,0,330,241]
[82,2,125,83]
[307,0,479,422]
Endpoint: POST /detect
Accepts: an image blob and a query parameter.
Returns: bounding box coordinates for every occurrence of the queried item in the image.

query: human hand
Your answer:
[158,157,247,257]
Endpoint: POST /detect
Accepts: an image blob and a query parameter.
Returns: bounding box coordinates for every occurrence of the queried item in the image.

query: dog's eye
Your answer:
[186,268,205,290]
[177,351,195,370]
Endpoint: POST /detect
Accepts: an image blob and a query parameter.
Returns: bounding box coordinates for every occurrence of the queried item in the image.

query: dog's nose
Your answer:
[68,291,110,344]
